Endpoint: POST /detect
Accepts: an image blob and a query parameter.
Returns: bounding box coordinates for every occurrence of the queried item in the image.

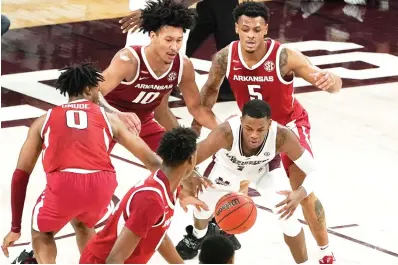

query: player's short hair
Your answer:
[55,62,104,97]
[199,236,235,264]
[242,99,271,119]
[233,1,270,23]
[157,126,198,167]
[140,0,197,34]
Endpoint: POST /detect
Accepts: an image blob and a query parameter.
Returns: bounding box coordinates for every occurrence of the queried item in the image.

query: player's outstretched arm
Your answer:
[106,227,142,264]
[154,91,180,131]
[190,46,229,131]
[179,57,220,131]
[2,115,45,257]
[275,126,318,219]
[157,233,184,264]
[196,122,233,165]
[279,46,342,93]
[107,113,162,172]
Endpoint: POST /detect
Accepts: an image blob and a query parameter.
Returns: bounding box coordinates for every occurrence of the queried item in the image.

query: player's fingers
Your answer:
[275,198,288,208]
[119,16,132,24]
[1,244,9,258]
[276,190,291,197]
[315,73,329,87]
[285,208,296,220]
[276,204,289,215]
[122,24,139,34]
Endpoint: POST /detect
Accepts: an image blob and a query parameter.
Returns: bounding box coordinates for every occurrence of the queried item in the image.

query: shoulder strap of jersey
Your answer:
[121,46,141,85]
[226,116,241,149]
[225,41,236,79]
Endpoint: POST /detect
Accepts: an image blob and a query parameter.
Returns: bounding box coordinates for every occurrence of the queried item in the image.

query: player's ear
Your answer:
[264,23,268,35]
[150,31,157,42]
[235,22,239,35]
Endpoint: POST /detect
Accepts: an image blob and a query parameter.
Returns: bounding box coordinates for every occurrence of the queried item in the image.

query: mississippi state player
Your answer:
[80,127,206,264]
[178,100,315,264]
[191,2,341,263]
[1,63,162,263]
[97,0,219,151]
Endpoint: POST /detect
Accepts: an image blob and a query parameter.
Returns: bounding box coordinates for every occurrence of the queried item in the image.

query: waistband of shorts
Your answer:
[60,168,100,174]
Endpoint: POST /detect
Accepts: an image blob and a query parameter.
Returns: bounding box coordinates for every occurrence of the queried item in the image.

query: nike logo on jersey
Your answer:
[141,71,148,74]
[233,67,242,70]
[139,77,149,80]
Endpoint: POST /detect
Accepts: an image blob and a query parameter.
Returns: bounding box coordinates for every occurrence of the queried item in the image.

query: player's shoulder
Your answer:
[114,46,140,66]
[275,124,292,150]
[129,188,164,210]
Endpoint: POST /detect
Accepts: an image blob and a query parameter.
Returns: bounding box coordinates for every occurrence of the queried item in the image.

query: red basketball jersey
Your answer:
[226,39,306,125]
[105,45,183,124]
[86,170,177,264]
[41,99,114,174]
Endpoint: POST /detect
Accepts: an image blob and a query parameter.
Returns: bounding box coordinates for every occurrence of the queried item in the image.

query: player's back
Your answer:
[105,45,183,124]
[85,171,176,264]
[41,99,114,174]
[215,116,278,179]
[226,39,305,125]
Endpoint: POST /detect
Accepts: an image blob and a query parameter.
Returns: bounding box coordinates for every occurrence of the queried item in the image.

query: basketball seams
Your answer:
[223,203,256,233]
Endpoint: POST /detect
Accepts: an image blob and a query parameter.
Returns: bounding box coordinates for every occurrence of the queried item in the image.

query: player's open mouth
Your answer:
[246,42,255,48]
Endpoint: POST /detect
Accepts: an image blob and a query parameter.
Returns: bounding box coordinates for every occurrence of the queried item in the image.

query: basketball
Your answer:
[214,192,257,234]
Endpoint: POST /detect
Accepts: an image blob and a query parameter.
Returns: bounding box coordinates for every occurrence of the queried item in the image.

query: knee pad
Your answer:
[278,215,302,237]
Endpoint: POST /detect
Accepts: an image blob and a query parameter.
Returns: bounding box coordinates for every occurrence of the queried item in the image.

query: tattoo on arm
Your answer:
[276,126,288,151]
[279,48,289,77]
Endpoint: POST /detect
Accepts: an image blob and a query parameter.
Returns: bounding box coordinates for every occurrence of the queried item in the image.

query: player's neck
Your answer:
[144,45,169,73]
[240,42,268,65]
[161,165,186,192]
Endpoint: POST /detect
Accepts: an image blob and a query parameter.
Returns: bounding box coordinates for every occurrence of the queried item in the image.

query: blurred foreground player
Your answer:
[192,2,341,263]
[177,100,310,264]
[79,127,207,264]
[199,236,235,264]
[98,0,219,150]
[1,63,162,264]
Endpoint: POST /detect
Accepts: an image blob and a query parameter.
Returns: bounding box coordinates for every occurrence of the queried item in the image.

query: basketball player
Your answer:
[79,127,204,264]
[97,0,219,151]
[190,2,342,263]
[199,236,235,264]
[177,100,312,264]
[1,63,162,263]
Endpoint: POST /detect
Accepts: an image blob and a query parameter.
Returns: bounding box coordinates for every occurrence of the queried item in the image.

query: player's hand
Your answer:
[310,70,336,91]
[239,180,250,195]
[191,119,202,137]
[275,187,307,220]
[179,195,209,213]
[2,231,20,257]
[119,10,142,34]
[186,170,215,196]
[116,112,141,135]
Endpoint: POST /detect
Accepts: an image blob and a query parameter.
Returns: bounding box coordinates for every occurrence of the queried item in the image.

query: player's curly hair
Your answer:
[55,62,104,97]
[242,99,271,119]
[157,126,198,167]
[233,1,270,23]
[140,0,197,34]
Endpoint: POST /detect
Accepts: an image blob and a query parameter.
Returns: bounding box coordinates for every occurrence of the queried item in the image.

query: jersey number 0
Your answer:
[66,110,88,129]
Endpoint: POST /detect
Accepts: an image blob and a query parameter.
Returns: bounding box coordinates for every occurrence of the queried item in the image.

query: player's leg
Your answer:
[284,117,334,263]
[74,171,118,253]
[255,163,308,264]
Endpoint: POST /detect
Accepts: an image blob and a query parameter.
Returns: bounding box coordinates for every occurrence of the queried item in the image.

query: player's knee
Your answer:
[279,216,302,237]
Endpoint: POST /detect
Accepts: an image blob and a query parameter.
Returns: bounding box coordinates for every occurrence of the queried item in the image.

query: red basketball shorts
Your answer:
[281,111,314,176]
[32,171,117,232]
[140,119,166,152]
[79,249,105,264]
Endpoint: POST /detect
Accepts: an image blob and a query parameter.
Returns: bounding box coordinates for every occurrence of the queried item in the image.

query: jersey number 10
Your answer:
[132,91,160,104]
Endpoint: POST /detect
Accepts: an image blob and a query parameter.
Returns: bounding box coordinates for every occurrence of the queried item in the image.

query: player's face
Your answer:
[235,15,268,54]
[241,116,271,149]
[151,26,184,64]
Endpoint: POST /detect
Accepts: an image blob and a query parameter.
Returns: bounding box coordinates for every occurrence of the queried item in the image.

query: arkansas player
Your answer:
[191,2,342,263]
[80,127,206,264]
[1,63,162,263]
[97,0,219,151]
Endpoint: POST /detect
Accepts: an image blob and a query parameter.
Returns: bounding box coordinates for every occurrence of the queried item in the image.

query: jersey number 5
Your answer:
[66,110,88,129]
[248,85,263,100]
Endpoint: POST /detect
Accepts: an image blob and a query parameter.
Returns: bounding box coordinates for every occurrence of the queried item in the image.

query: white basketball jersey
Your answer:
[214,116,278,179]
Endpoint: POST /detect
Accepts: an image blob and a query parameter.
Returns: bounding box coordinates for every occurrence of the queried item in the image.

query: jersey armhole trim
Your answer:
[178,54,185,85]
[40,109,52,139]
[225,43,234,79]
[275,44,295,85]
[99,107,114,138]
[121,46,140,85]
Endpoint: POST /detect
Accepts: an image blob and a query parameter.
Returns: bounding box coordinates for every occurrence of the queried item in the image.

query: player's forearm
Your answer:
[157,234,184,264]
[154,108,179,131]
[190,106,219,130]
[99,93,121,114]
[326,73,342,93]
[10,169,30,233]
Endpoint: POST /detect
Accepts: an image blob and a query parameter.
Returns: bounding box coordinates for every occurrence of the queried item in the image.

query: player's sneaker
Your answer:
[11,249,37,264]
[319,253,336,264]
[176,223,221,260]
[210,217,241,250]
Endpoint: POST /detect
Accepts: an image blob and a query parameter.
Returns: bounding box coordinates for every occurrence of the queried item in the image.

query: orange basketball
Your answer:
[214,192,257,234]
